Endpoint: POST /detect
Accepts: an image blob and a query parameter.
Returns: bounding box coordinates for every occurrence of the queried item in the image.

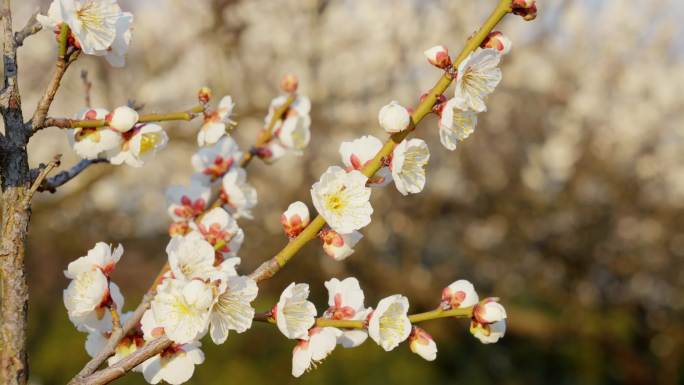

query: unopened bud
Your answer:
[280,201,310,238]
[409,327,437,361]
[378,101,411,134]
[481,31,512,55]
[106,106,138,133]
[198,87,212,104]
[423,45,451,69]
[473,298,507,324]
[512,0,537,21]
[440,279,479,309]
[319,229,363,261]
[280,74,299,93]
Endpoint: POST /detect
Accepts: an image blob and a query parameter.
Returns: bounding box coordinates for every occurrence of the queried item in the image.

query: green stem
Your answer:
[249,0,513,283]
[57,24,69,59]
[43,105,205,129]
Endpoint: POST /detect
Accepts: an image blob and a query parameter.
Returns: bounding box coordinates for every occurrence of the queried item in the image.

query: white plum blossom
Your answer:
[441,279,480,309]
[140,341,205,385]
[291,327,342,377]
[409,326,437,361]
[263,95,312,157]
[368,294,412,351]
[150,279,214,344]
[311,166,373,234]
[220,167,258,219]
[65,242,122,278]
[256,141,287,164]
[98,11,133,67]
[438,99,478,151]
[65,276,124,333]
[189,207,244,259]
[166,234,217,281]
[423,45,451,68]
[470,319,506,344]
[68,108,122,160]
[209,275,258,344]
[453,48,502,112]
[190,136,243,184]
[281,201,310,238]
[198,95,235,146]
[319,229,363,261]
[85,312,144,368]
[339,135,392,187]
[106,106,138,133]
[391,139,430,195]
[274,283,317,340]
[108,123,168,167]
[61,0,124,54]
[378,101,411,133]
[166,181,212,223]
[323,277,372,348]
[277,114,311,153]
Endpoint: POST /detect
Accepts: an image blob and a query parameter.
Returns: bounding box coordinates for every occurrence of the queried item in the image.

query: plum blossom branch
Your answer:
[37,158,108,193]
[24,154,61,203]
[30,24,79,131]
[249,0,514,284]
[38,105,206,131]
[241,93,296,167]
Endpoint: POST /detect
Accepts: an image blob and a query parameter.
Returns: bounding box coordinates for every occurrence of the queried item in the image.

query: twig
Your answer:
[37,158,108,193]
[24,155,61,204]
[240,93,295,168]
[38,105,205,131]
[81,70,92,108]
[13,10,41,47]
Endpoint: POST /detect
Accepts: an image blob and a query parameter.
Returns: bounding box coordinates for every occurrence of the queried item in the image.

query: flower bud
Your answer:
[409,327,437,361]
[481,31,512,55]
[106,106,139,133]
[281,201,310,238]
[470,319,506,344]
[198,87,212,104]
[378,101,411,134]
[512,0,537,21]
[168,221,190,237]
[319,229,363,261]
[473,298,507,324]
[441,279,479,309]
[280,74,298,93]
[423,45,451,69]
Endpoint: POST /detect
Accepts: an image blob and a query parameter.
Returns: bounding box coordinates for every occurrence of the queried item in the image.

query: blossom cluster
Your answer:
[56,1,521,382]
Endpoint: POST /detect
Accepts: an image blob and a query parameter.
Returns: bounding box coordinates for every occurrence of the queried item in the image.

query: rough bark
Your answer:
[0,1,31,384]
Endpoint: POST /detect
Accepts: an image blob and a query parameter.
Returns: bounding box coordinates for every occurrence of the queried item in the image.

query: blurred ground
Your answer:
[11,0,684,384]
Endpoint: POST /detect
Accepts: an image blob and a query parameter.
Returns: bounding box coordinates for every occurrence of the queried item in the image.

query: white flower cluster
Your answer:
[273,277,507,377]
[38,0,133,67]
[68,106,169,167]
[256,94,313,163]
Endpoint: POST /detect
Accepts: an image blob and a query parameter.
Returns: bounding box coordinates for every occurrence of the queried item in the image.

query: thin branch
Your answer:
[37,158,108,193]
[24,154,61,204]
[13,10,41,47]
[38,104,205,131]
[240,93,295,167]
[81,70,92,108]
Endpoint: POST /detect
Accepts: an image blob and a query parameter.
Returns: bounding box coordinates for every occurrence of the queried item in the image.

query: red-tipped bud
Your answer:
[423,45,451,69]
[481,31,512,55]
[198,87,212,104]
[473,298,507,324]
[409,326,437,361]
[280,201,310,238]
[319,228,363,261]
[512,0,537,21]
[280,74,299,93]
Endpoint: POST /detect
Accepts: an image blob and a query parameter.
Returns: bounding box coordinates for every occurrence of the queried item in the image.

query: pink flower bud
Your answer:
[378,101,411,134]
[168,221,190,237]
[440,279,479,309]
[481,31,512,55]
[106,106,139,133]
[280,201,310,238]
[512,0,537,21]
[198,87,212,104]
[423,45,451,69]
[409,326,437,361]
[280,74,299,93]
[473,298,507,324]
[319,229,363,261]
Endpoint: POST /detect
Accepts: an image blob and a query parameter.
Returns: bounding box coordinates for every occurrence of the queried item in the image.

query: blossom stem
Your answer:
[39,105,206,130]
[57,24,69,59]
[249,1,513,283]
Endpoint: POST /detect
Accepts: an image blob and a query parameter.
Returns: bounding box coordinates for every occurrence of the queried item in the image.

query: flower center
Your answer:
[324,193,346,213]
[139,133,161,155]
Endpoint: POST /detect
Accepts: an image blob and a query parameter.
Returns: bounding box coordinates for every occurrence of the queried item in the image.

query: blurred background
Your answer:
[10,0,684,384]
